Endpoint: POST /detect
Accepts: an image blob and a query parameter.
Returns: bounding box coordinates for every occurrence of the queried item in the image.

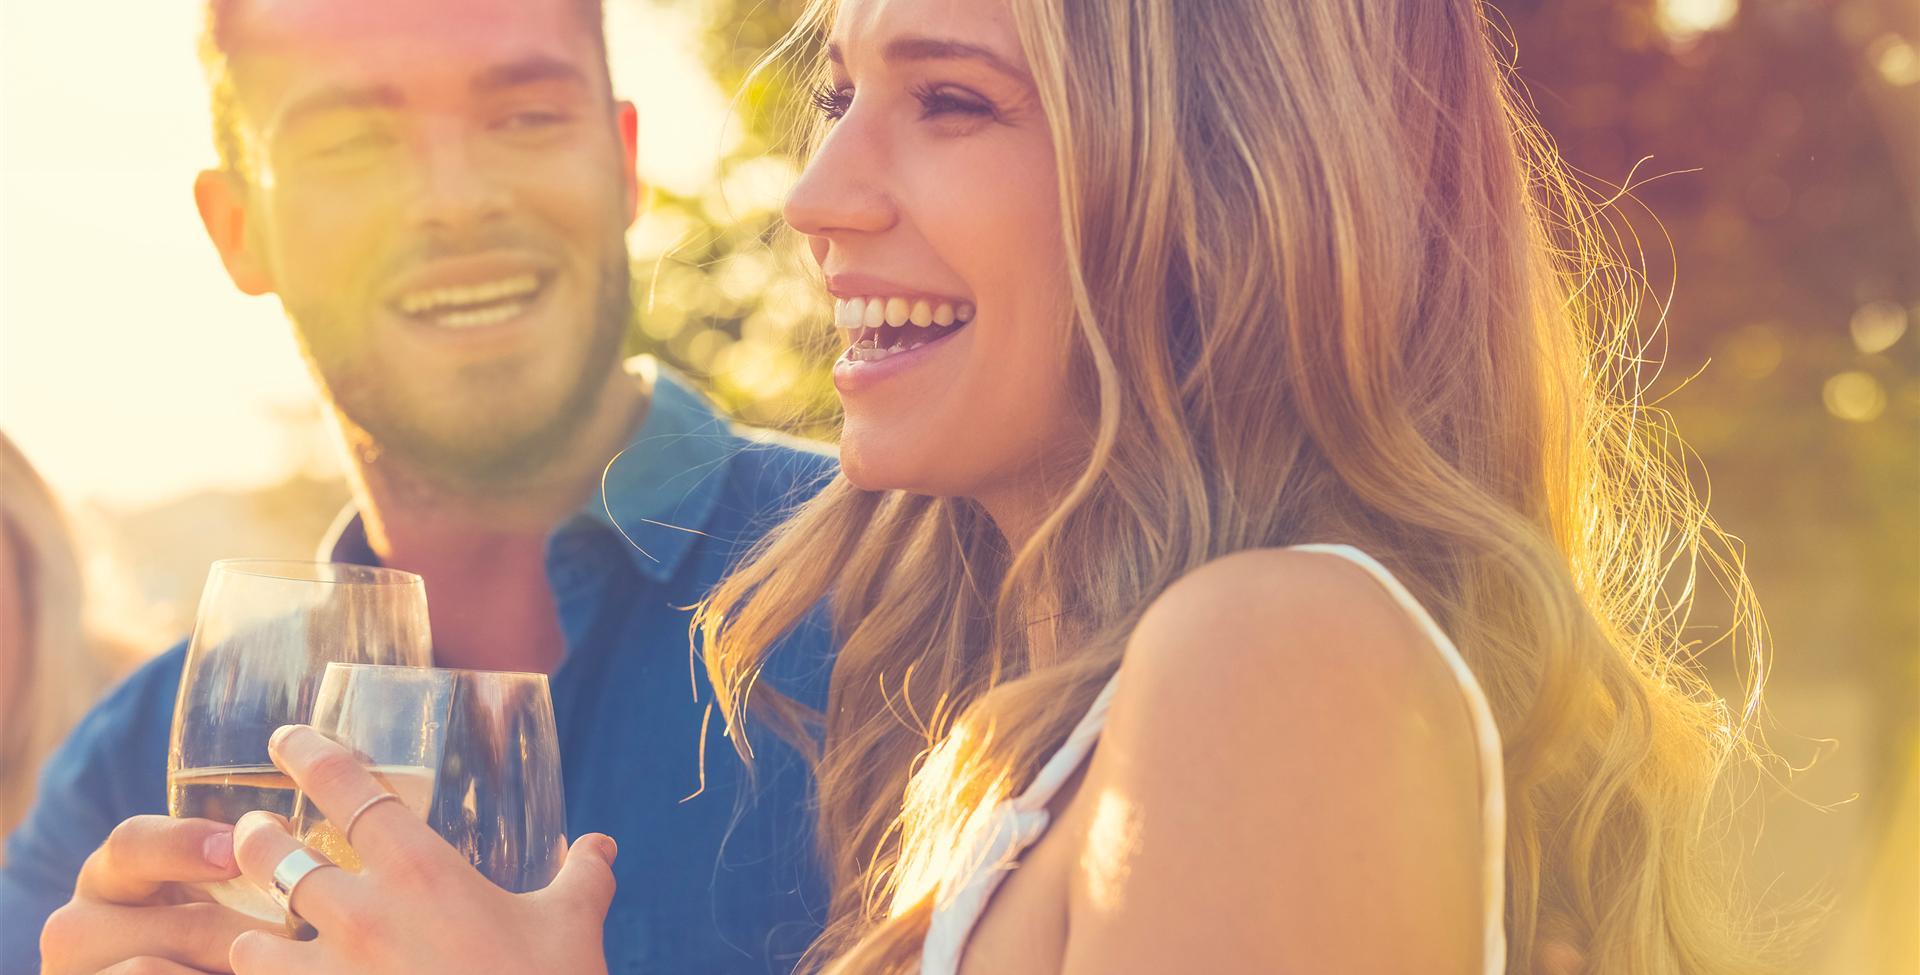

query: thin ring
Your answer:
[344,791,403,844]
[269,847,337,918]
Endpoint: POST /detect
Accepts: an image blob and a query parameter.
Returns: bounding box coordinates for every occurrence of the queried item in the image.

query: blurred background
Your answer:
[1,0,1913,969]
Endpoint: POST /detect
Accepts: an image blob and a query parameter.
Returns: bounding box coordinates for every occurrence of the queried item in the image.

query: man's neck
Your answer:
[342,362,650,674]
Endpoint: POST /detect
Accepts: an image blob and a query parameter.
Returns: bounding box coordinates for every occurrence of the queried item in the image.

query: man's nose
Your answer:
[404,120,510,235]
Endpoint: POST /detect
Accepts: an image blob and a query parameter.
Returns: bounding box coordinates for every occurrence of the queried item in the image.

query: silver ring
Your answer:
[269,847,336,917]
[344,791,403,844]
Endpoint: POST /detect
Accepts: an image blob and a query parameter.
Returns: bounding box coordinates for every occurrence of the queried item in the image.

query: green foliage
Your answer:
[624,0,834,434]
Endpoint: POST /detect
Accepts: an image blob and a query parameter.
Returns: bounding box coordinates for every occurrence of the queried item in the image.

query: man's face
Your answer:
[206,0,640,485]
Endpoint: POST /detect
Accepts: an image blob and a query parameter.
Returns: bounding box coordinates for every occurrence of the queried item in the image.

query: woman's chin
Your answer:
[839,452,927,495]
[836,439,899,493]
[839,464,894,494]
[837,437,963,498]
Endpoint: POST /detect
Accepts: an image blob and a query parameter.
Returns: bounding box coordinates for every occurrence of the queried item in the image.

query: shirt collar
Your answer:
[319,355,740,584]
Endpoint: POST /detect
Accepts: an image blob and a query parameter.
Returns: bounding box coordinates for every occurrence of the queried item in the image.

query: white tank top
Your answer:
[917,544,1508,975]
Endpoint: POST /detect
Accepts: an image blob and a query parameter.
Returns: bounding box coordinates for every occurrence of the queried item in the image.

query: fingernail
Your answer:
[601,837,618,864]
[203,829,235,870]
[269,724,300,752]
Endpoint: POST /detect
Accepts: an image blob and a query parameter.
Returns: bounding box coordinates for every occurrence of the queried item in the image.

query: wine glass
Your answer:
[292,663,567,894]
[166,560,433,923]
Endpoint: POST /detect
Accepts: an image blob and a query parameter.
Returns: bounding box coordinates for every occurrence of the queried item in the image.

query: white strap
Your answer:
[1288,544,1508,973]
[919,673,1122,975]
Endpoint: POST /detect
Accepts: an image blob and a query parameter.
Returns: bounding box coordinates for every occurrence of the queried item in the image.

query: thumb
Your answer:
[544,833,618,917]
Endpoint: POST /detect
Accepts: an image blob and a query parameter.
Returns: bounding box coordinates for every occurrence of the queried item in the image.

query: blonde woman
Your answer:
[229,0,1777,972]
[0,434,132,853]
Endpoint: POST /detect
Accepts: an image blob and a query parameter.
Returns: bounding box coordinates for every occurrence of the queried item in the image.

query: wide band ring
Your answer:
[344,791,403,845]
[269,847,337,918]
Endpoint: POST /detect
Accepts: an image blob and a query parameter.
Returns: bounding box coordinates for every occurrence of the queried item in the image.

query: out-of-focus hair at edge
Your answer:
[695,1,1814,974]
[0,432,145,855]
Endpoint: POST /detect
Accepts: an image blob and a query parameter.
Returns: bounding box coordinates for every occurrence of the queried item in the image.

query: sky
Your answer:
[0,0,735,509]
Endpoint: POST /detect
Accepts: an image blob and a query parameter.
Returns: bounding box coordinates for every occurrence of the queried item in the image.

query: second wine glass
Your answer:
[293,662,568,893]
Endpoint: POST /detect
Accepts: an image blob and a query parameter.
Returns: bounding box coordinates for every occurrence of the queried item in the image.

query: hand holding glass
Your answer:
[166,560,433,922]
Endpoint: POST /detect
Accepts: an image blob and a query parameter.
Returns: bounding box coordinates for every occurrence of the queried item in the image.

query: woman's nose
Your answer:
[783,110,898,241]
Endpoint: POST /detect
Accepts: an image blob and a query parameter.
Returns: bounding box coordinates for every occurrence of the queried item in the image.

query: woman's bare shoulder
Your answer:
[1120,546,1473,706]
[1057,547,1488,973]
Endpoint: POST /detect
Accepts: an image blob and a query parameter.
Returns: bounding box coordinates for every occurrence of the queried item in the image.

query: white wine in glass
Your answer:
[166,560,432,923]
[292,663,567,893]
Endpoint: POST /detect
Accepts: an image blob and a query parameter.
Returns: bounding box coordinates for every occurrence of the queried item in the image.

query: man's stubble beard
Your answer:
[289,248,633,496]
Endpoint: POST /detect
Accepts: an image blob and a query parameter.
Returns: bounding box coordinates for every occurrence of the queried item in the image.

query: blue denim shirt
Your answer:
[1,362,839,975]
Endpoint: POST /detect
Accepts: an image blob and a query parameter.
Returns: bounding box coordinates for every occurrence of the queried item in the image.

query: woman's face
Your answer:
[785,0,1080,522]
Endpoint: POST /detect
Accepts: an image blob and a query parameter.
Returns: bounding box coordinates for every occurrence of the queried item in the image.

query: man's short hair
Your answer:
[198,0,610,179]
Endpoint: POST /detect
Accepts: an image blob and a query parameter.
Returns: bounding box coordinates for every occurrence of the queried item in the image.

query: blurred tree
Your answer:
[1497,0,1917,751]
[624,0,831,434]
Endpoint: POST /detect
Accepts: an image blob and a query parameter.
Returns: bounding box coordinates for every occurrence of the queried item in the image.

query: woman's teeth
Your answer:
[833,296,974,329]
[836,296,974,362]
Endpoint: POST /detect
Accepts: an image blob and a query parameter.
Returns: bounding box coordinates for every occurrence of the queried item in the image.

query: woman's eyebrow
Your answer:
[826,35,1029,83]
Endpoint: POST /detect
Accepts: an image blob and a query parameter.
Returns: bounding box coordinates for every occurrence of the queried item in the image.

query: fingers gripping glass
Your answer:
[292,663,568,893]
[166,560,433,926]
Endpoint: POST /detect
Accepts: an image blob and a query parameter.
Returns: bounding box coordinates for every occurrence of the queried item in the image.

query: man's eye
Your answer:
[312,131,393,160]
[497,110,571,131]
[811,83,853,122]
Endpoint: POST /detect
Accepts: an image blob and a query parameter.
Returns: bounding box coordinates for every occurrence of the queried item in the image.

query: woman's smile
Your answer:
[831,304,979,393]
[832,290,976,363]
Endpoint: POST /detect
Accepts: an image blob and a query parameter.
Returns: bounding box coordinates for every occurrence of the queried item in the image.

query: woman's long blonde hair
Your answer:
[697,1,1780,971]
[0,434,132,851]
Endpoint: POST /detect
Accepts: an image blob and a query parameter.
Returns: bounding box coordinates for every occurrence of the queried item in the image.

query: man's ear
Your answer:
[193,169,274,296]
[615,100,648,228]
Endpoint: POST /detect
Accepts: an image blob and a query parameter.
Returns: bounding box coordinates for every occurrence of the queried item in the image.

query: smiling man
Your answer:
[1,1,833,972]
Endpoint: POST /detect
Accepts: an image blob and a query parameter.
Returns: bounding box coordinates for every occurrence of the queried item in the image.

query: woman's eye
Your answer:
[805,81,996,125]
[812,83,853,121]
[914,86,996,121]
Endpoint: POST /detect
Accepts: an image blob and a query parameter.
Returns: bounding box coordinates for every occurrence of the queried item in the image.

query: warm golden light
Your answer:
[1656,0,1739,44]
[1868,34,1920,89]
[1080,789,1143,914]
[1822,371,1888,423]
[1849,301,1910,356]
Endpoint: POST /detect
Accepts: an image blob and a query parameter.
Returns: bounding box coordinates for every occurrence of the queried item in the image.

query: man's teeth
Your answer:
[833,296,974,329]
[435,300,529,329]
[397,273,541,317]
